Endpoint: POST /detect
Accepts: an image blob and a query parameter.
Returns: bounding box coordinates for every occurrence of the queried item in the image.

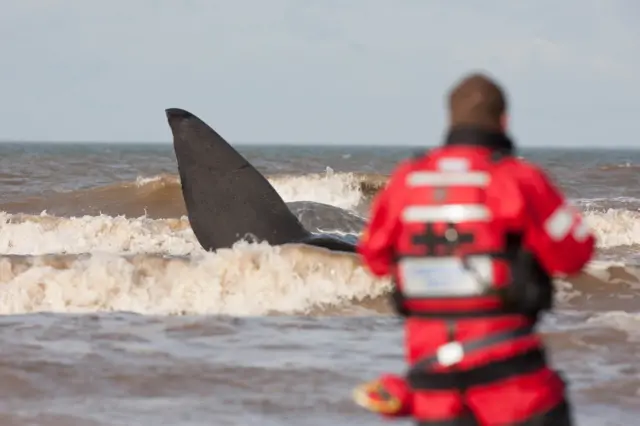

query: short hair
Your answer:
[447,72,507,130]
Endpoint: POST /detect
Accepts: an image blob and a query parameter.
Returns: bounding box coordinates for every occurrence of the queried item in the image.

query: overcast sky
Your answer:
[0,0,638,146]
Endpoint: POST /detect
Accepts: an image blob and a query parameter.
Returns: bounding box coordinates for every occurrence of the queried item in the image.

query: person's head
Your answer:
[447,72,508,133]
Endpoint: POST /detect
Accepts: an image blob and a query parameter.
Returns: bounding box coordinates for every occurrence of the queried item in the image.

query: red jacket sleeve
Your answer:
[357,161,412,277]
[517,162,596,276]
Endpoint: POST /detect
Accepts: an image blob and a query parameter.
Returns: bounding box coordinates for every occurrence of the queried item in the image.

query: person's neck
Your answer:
[444,125,515,154]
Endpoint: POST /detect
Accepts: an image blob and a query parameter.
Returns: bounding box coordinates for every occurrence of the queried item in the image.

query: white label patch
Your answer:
[400,257,488,297]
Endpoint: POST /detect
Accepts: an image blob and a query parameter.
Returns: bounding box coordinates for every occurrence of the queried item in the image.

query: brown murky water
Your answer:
[0,142,638,425]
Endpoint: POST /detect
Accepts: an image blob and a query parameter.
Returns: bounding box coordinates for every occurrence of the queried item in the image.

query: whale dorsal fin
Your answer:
[165,108,310,251]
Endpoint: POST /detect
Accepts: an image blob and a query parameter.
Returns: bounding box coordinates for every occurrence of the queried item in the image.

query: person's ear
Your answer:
[500,113,509,132]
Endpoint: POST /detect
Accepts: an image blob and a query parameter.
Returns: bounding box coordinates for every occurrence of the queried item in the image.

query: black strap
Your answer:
[412,325,536,370]
[409,349,546,390]
[405,310,518,319]
[408,325,543,390]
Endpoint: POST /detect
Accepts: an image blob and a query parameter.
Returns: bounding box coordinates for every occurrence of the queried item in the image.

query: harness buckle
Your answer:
[436,341,464,367]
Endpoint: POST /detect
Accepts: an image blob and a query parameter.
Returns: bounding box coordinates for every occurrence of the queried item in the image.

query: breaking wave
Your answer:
[0,170,638,317]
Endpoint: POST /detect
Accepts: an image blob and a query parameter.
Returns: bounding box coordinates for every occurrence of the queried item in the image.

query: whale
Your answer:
[164,108,364,253]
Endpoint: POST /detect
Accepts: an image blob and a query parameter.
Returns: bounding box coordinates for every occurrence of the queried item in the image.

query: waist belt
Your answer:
[408,325,547,390]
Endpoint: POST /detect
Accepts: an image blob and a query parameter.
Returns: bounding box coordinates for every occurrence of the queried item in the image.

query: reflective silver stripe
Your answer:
[572,220,591,242]
[402,204,491,223]
[437,157,469,172]
[406,171,490,187]
[544,205,575,241]
[399,256,494,298]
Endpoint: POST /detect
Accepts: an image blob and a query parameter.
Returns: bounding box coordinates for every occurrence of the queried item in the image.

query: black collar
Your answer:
[444,126,515,155]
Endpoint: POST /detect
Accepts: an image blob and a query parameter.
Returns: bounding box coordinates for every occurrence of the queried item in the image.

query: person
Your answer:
[353,72,595,425]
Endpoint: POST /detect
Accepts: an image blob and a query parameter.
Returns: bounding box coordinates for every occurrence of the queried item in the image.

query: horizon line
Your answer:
[0,140,636,150]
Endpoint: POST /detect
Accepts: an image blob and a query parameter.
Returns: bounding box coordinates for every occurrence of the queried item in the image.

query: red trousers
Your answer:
[378,366,573,425]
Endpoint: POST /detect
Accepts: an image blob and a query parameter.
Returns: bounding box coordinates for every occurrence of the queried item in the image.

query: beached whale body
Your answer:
[165,108,363,253]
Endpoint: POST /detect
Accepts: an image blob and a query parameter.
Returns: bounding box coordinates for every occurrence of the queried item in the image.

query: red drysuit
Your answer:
[356,128,595,425]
